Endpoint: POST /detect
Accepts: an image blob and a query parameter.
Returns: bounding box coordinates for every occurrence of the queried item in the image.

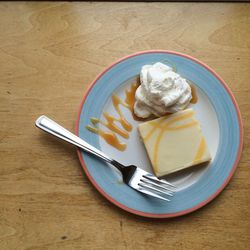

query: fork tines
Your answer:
[138,174,176,201]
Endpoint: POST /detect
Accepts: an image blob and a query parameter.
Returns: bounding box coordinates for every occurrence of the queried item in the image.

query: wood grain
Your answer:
[0,2,249,250]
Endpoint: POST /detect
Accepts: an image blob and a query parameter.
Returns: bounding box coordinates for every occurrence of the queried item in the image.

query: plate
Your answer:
[76,51,243,218]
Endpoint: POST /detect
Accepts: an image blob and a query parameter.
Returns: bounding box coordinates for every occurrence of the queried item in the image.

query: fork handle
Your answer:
[35,115,114,165]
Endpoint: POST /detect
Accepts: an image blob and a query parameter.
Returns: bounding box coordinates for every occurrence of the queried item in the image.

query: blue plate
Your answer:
[76,51,243,218]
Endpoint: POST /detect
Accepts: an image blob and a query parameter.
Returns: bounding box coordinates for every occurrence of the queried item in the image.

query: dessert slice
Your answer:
[138,109,211,177]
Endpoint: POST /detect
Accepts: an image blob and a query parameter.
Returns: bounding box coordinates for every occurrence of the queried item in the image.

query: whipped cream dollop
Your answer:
[134,62,192,118]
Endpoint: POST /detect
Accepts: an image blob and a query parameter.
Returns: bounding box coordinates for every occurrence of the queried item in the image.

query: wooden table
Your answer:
[1,2,249,249]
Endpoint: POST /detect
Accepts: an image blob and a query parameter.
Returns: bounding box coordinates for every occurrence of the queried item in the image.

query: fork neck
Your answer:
[111,161,137,183]
[110,160,125,172]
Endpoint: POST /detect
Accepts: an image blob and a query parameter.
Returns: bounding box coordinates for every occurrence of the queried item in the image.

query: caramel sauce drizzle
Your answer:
[86,80,140,151]
[190,84,198,104]
[192,137,206,164]
[111,95,132,131]
[91,114,128,139]
[125,81,139,111]
[153,129,165,171]
[85,125,126,151]
[124,80,144,121]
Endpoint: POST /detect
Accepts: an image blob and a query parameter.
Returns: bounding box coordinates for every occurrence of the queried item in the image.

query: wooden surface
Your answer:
[0,2,249,250]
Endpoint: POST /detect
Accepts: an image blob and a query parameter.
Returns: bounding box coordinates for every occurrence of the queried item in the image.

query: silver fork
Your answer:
[35,115,176,201]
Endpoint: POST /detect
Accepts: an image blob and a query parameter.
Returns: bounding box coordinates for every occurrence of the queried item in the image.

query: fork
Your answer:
[35,115,176,201]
